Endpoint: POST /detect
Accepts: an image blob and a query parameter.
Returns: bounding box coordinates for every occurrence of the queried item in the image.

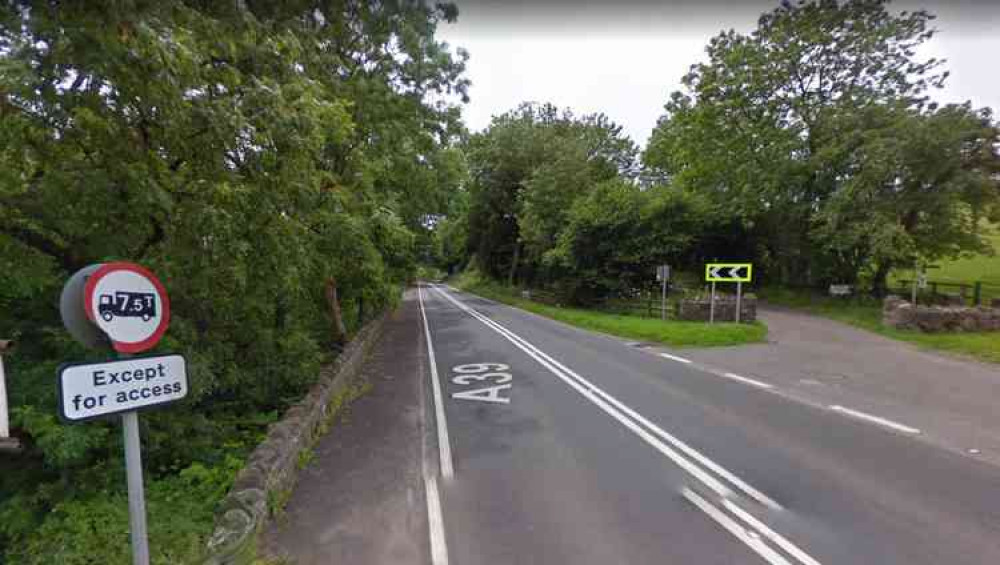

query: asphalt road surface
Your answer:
[416,283,1000,565]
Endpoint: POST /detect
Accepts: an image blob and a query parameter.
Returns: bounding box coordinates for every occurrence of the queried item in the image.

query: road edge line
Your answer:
[418,284,455,479]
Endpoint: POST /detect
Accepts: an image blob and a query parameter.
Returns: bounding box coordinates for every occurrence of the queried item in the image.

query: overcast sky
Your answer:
[437,0,1000,145]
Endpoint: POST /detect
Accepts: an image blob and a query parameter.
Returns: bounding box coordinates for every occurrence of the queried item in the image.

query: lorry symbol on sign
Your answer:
[99,292,157,322]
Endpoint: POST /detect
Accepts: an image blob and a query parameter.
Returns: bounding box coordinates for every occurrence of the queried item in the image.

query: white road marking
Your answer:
[659,352,693,364]
[721,372,775,390]
[433,286,782,511]
[829,405,920,435]
[418,285,455,480]
[682,488,795,565]
[722,499,823,565]
[452,384,512,404]
[424,473,450,565]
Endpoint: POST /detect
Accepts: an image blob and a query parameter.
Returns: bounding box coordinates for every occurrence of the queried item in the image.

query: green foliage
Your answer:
[1,1,468,561]
[464,103,639,284]
[4,456,243,565]
[643,0,1000,290]
[549,181,710,303]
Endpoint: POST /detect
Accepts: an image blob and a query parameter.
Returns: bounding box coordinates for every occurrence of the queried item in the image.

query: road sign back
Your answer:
[706,263,753,283]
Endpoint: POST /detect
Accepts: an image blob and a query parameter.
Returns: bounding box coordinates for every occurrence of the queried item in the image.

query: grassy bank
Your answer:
[451,274,767,348]
[760,288,1000,364]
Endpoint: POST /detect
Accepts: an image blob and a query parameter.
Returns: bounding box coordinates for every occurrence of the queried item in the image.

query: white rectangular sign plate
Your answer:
[58,354,188,422]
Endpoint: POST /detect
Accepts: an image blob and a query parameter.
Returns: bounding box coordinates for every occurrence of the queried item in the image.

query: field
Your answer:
[890,224,1000,301]
[929,229,1000,284]
[450,273,768,348]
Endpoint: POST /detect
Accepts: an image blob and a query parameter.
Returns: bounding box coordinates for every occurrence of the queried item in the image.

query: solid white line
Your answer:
[660,352,693,364]
[424,473,450,565]
[723,499,823,565]
[433,286,782,511]
[418,285,455,480]
[721,372,775,390]
[682,488,794,565]
[829,405,921,435]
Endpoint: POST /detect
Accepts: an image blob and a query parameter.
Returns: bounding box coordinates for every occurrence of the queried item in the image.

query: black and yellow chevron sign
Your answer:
[705,263,753,283]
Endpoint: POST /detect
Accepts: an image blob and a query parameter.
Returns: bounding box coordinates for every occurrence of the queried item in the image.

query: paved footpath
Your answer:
[677,304,1000,466]
[261,292,432,564]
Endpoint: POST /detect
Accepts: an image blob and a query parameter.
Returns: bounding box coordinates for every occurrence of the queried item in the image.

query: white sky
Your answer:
[438,0,1000,146]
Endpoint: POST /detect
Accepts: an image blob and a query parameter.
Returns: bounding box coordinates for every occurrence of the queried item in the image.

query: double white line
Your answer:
[432,285,822,565]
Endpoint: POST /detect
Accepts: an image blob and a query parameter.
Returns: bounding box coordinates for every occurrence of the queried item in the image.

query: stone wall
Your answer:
[203,311,388,565]
[883,296,1000,333]
[678,295,757,323]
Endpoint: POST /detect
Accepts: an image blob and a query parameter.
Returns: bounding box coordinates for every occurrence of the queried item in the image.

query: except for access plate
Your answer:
[57,354,188,422]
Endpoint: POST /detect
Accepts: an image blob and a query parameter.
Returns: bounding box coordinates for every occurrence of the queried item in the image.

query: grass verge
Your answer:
[760,287,1000,364]
[451,274,767,348]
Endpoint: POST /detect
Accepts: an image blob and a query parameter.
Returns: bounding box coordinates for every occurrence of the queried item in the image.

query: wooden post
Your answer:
[974,282,982,306]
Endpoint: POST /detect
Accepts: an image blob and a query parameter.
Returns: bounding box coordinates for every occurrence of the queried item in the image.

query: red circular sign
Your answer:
[83,262,171,353]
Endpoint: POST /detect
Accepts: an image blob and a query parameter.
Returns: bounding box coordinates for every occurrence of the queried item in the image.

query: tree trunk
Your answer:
[325,277,347,345]
[507,241,521,287]
[872,261,893,298]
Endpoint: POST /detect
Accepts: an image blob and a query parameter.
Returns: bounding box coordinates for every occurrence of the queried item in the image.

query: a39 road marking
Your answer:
[450,363,513,403]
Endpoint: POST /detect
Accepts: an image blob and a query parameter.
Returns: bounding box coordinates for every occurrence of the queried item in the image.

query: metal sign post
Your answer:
[735,281,742,323]
[59,262,180,565]
[705,263,753,324]
[709,281,716,324]
[656,265,670,321]
[123,409,150,565]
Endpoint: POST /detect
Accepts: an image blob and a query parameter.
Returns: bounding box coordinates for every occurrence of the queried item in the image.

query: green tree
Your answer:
[0,1,468,561]
[465,103,637,284]
[642,0,1000,290]
[548,181,709,303]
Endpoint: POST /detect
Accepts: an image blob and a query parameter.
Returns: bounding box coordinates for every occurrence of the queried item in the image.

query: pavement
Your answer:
[265,285,1000,564]
[261,297,431,565]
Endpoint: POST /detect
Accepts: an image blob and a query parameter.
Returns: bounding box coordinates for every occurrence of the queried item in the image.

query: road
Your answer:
[417,283,1000,565]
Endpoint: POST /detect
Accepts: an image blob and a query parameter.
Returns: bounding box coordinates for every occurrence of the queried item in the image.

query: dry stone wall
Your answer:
[883,296,1000,332]
[678,295,757,323]
[203,311,388,564]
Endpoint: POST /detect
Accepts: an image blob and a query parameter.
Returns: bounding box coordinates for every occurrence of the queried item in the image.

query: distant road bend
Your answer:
[417,283,1000,565]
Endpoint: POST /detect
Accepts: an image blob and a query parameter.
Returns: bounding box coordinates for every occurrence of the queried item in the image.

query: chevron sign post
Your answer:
[704,263,754,323]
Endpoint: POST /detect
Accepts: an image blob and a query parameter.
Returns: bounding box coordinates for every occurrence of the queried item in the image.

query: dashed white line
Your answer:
[659,352,693,364]
[418,285,455,479]
[829,405,921,435]
[721,372,775,390]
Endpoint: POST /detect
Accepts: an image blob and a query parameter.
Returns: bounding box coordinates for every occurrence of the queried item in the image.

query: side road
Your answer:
[674,304,1000,466]
[261,290,431,565]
